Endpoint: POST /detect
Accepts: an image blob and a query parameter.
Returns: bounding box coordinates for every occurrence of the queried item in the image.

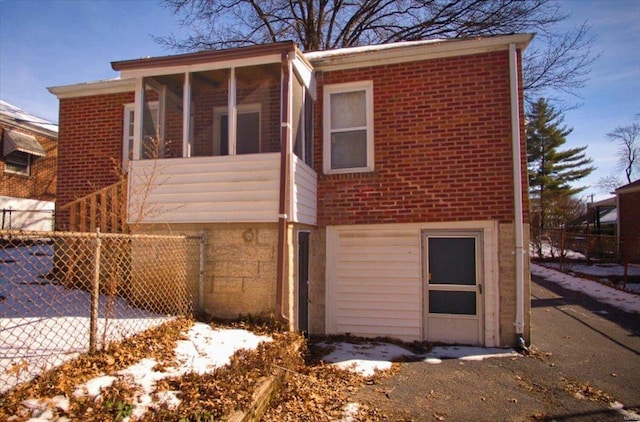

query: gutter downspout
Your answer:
[276,51,291,326]
[509,43,526,348]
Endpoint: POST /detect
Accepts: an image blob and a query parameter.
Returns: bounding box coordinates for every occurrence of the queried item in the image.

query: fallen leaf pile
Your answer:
[1,316,397,421]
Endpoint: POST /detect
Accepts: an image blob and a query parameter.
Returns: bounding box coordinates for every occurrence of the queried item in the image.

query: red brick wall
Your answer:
[0,124,57,201]
[619,190,640,264]
[315,50,529,226]
[56,92,134,228]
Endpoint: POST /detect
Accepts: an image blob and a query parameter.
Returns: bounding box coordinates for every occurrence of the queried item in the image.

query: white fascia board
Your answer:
[118,54,282,79]
[307,33,534,72]
[292,53,317,100]
[48,78,135,99]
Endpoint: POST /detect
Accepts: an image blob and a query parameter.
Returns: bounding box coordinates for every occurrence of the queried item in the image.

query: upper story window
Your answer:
[2,128,46,176]
[323,81,374,174]
[4,151,31,176]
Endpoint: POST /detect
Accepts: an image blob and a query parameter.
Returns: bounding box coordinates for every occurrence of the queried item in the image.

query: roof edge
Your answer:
[48,78,135,99]
[112,41,298,72]
[305,33,534,71]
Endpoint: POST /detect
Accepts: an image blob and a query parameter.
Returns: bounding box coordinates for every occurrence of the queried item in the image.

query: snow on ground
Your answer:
[422,346,517,364]
[532,263,640,314]
[321,342,414,376]
[19,322,271,421]
[539,261,640,294]
[0,244,172,393]
[321,342,516,376]
[531,242,586,260]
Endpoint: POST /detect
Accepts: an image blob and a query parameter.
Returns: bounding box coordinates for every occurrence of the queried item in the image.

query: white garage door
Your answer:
[325,227,423,342]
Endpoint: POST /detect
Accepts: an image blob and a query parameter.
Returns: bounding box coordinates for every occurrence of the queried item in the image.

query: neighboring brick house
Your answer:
[615,179,640,264]
[49,34,532,347]
[0,100,57,230]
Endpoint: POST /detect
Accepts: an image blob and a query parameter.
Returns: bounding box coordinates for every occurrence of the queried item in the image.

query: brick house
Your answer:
[49,34,532,347]
[1,100,57,230]
[615,179,640,264]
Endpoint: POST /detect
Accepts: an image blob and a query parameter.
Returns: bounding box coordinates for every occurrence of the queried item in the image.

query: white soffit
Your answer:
[305,33,534,71]
[292,54,317,100]
[48,78,135,99]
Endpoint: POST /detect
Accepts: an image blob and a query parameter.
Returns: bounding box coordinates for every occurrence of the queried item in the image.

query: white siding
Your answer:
[128,153,280,224]
[325,221,499,345]
[291,155,317,225]
[326,228,423,341]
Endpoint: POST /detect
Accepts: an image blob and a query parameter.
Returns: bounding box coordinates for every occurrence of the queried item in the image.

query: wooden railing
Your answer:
[58,178,128,233]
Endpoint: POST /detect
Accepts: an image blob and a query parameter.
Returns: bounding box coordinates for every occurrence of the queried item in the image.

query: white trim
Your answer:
[48,78,134,99]
[118,54,282,79]
[509,43,526,338]
[306,34,534,72]
[182,72,192,158]
[292,54,317,101]
[323,80,374,174]
[123,101,159,168]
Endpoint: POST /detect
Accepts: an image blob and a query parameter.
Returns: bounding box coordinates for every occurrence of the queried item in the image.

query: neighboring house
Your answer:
[585,197,617,235]
[0,100,57,231]
[48,34,532,347]
[615,179,640,264]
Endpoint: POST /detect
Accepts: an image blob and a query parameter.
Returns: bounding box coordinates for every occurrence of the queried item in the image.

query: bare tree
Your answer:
[606,122,640,184]
[155,0,597,100]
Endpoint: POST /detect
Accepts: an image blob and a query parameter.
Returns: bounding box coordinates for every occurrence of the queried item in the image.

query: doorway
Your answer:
[422,231,483,345]
[297,231,310,333]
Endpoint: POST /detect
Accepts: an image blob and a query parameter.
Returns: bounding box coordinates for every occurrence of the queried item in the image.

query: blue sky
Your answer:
[1,0,638,200]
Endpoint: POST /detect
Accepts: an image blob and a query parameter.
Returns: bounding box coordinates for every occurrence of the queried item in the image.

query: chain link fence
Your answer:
[1,230,202,393]
[1,209,55,231]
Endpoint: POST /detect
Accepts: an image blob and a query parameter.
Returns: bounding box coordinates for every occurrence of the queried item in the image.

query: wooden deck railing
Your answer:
[58,178,128,233]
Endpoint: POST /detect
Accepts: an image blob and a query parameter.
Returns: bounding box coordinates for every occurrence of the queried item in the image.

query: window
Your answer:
[323,81,373,174]
[293,76,314,167]
[4,151,31,176]
[122,102,159,169]
[3,128,45,176]
[213,104,261,155]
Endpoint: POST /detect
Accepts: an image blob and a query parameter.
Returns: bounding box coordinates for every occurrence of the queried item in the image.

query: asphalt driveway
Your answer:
[352,275,640,421]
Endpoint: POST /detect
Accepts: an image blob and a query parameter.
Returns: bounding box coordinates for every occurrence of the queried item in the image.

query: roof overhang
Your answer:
[305,33,534,72]
[48,78,135,99]
[2,128,47,157]
[111,41,299,78]
[615,179,640,195]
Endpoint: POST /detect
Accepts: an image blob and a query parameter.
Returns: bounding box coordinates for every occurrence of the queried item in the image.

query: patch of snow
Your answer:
[532,263,640,314]
[340,402,361,422]
[73,375,117,398]
[19,323,271,421]
[320,342,413,377]
[423,346,517,364]
[321,342,516,374]
[529,242,586,260]
[0,244,172,393]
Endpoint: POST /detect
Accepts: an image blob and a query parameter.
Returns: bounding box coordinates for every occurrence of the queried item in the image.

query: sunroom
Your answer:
[111,41,316,225]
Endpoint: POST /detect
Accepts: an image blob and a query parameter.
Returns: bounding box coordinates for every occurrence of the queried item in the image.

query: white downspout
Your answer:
[509,43,526,346]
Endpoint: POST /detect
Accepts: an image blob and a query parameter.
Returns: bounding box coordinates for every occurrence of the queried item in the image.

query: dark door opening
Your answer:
[298,231,310,333]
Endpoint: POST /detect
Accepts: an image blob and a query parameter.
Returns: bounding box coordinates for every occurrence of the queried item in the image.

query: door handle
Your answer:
[478,284,483,294]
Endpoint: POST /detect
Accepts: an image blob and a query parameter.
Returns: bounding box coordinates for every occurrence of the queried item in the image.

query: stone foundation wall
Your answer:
[138,222,279,319]
[498,223,531,346]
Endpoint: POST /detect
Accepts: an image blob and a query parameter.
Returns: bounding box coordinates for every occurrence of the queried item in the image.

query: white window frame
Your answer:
[323,80,374,174]
[123,101,159,169]
[213,103,262,156]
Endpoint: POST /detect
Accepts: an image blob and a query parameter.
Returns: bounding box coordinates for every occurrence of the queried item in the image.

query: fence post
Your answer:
[198,229,206,313]
[89,228,102,353]
[559,230,565,272]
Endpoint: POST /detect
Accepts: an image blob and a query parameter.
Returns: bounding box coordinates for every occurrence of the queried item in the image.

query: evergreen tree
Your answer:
[526,98,594,233]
